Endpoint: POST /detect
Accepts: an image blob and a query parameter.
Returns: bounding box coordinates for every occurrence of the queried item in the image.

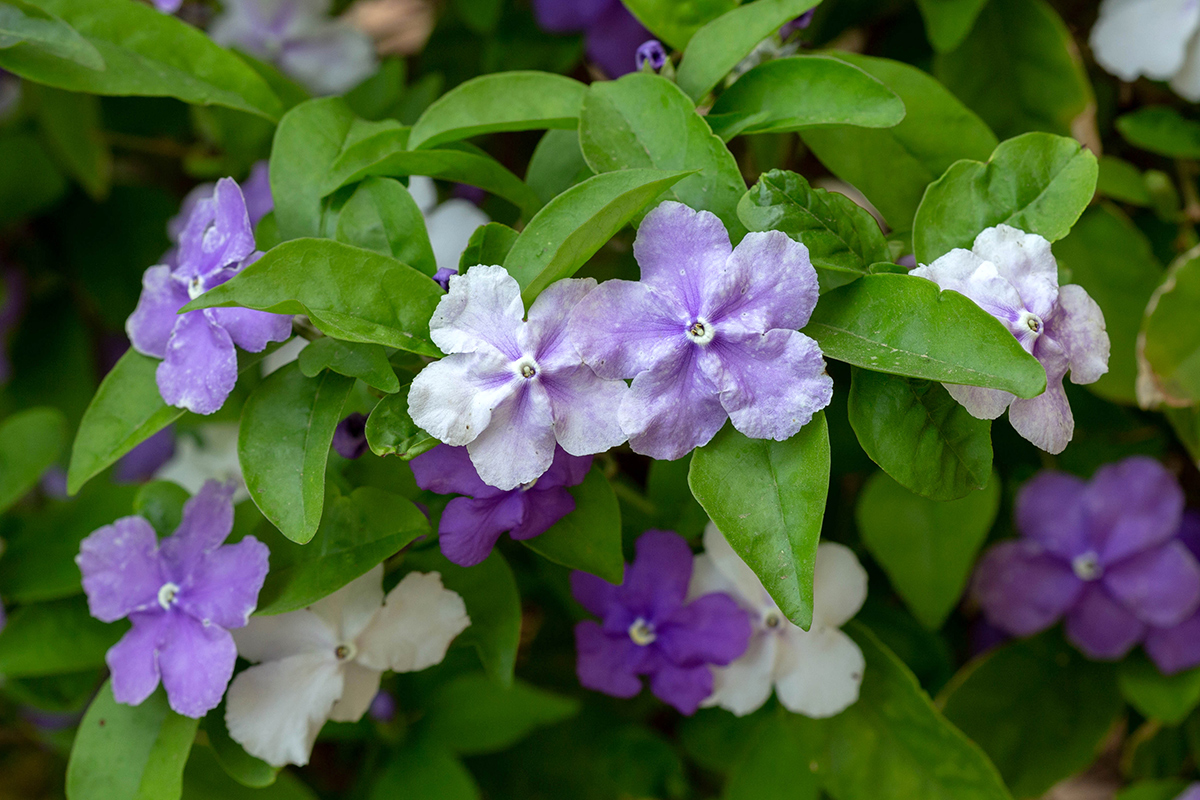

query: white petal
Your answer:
[407,351,519,446]
[408,175,438,215]
[329,662,382,723]
[261,334,308,377]
[1051,284,1110,386]
[971,225,1059,319]
[944,382,1015,420]
[703,632,779,717]
[1008,376,1075,455]
[154,423,247,502]
[774,626,865,718]
[233,608,337,663]
[1090,0,1200,81]
[431,264,525,357]
[1170,36,1200,100]
[426,200,490,274]
[693,522,774,611]
[225,653,345,767]
[278,24,379,97]
[356,571,470,673]
[911,248,984,289]
[812,542,868,629]
[310,565,385,643]
[464,383,556,490]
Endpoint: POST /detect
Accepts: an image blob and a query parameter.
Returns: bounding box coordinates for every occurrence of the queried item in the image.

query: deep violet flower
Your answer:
[1145,511,1200,674]
[571,530,753,715]
[115,427,177,484]
[411,444,590,567]
[76,481,269,717]
[972,457,1200,660]
[333,413,370,460]
[911,225,1110,454]
[636,39,667,71]
[531,0,652,78]
[568,202,833,461]
[126,177,292,415]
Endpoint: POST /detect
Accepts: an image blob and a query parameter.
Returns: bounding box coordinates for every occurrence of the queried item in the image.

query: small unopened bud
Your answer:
[636,40,667,72]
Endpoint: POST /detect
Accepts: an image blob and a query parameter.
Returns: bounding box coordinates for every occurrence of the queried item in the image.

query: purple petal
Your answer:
[158,613,238,717]
[707,230,819,334]
[178,536,270,629]
[114,427,177,484]
[126,266,189,359]
[526,277,597,370]
[572,570,621,618]
[332,413,369,460]
[177,178,256,282]
[1049,284,1110,386]
[540,446,592,488]
[158,480,237,579]
[433,267,457,292]
[1064,583,1146,659]
[970,225,1059,320]
[156,311,239,415]
[1007,376,1074,455]
[569,279,688,381]
[1083,457,1185,564]
[107,611,168,706]
[972,541,1082,636]
[542,363,629,456]
[438,494,526,567]
[510,485,576,540]
[623,530,694,622]
[621,345,728,461]
[1104,541,1200,627]
[1180,511,1200,561]
[465,383,557,492]
[168,183,214,244]
[1145,612,1200,674]
[208,307,292,352]
[648,662,714,715]
[429,265,525,360]
[945,382,1013,420]
[1015,471,1089,559]
[77,516,164,623]
[656,592,752,667]
[574,620,644,698]
[242,161,273,227]
[532,0,611,32]
[632,202,731,317]
[585,0,653,78]
[410,444,497,498]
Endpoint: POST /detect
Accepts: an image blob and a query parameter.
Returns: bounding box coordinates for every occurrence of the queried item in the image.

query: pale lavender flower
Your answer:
[126,177,292,415]
[1145,511,1200,674]
[568,202,833,461]
[332,413,369,460]
[572,530,752,715]
[972,457,1200,661]
[409,176,489,276]
[531,0,651,78]
[76,481,269,718]
[165,161,273,267]
[411,444,590,567]
[153,0,183,13]
[407,266,628,491]
[912,225,1110,454]
[636,39,667,71]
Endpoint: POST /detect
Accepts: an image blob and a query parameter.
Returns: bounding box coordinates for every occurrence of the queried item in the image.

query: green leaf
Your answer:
[915,0,988,52]
[522,468,624,584]
[134,480,191,537]
[0,0,103,69]
[1118,650,1200,725]
[579,73,746,237]
[256,486,428,614]
[183,746,316,800]
[855,470,999,629]
[0,596,122,676]
[201,701,278,789]
[689,415,830,629]
[1097,155,1152,207]
[458,221,519,272]
[183,239,443,358]
[1053,205,1163,405]
[848,370,992,501]
[67,681,199,800]
[724,710,820,800]
[334,177,437,275]
[504,168,693,303]
[526,129,592,207]
[913,132,1098,264]
[0,131,67,226]
[1116,781,1193,800]
[368,740,479,800]
[422,674,579,756]
[799,53,997,231]
[364,386,437,459]
[710,55,906,135]
[933,0,1091,140]
[939,632,1122,798]
[1117,106,1200,159]
[0,0,281,121]
[270,98,356,241]
[238,364,354,544]
[676,0,820,101]
[739,169,890,292]
[30,84,111,200]
[621,0,738,50]
[0,406,66,513]
[1140,251,1200,406]
[297,337,401,394]
[408,71,586,150]
[404,548,521,687]
[804,273,1046,396]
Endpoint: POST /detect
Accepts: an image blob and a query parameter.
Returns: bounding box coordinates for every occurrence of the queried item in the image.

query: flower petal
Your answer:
[1171,38,1200,101]
[430,264,525,359]
[465,383,557,491]
[621,345,727,461]
[158,613,237,717]
[177,178,256,281]
[1089,0,1200,81]
[329,662,382,723]
[691,523,772,610]
[1007,376,1074,454]
[77,516,163,623]
[813,542,868,629]
[1084,456,1186,564]
[310,566,386,644]
[356,571,470,673]
[426,199,489,275]
[208,307,293,353]
[774,626,865,718]
[1064,583,1145,660]
[543,363,629,456]
[178,536,270,629]
[583,0,651,77]
[156,311,239,415]
[524,277,597,370]
[126,266,188,359]
[279,24,378,97]
[707,230,819,333]
[1049,284,1110,386]
[944,382,1014,420]
[571,570,621,618]
[437,494,526,567]
[1104,541,1200,627]
[648,662,714,715]
[410,444,497,498]
[970,225,1059,319]
[106,611,168,707]
[972,541,1082,636]
[538,446,592,489]
[408,351,518,446]
[531,0,610,32]
[158,480,237,579]
[1145,612,1200,675]
[574,620,643,698]
[703,631,779,716]
[511,486,575,541]
[623,530,695,621]
[568,279,688,380]
[1015,470,1090,559]
[657,592,752,667]
[632,202,731,317]
[233,607,337,664]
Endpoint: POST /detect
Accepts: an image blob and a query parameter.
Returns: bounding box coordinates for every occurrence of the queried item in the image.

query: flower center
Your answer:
[1017,310,1043,336]
[334,643,357,661]
[628,618,657,646]
[763,610,783,630]
[157,582,181,610]
[686,318,715,346]
[187,275,205,300]
[1072,552,1102,581]
[514,357,538,380]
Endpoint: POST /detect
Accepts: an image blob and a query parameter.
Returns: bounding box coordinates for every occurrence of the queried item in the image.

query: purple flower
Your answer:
[531,0,651,78]
[1145,511,1200,674]
[972,457,1200,661]
[407,266,628,491]
[571,530,753,715]
[165,162,273,266]
[780,9,816,38]
[126,177,292,415]
[411,444,590,567]
[76,481,270,717]
[432,267,457,292]
[912,225,1110,454]
[636,39,667,71]
[368,690,396,722]
[568,202,833,461]
[1176,784,1200,800]
[115,427,177,484]
[153,0,183,13]
[332,413,369,460]
[0,268,25,385]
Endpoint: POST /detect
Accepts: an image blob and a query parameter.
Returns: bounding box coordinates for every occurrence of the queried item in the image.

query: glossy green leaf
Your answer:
[939,632,1122,798]
[368,739,479,800]
[202,701,278,789]
[0,0,281,120]
[297,337,401,394]
[184,239,443,357]
[1118,651,1200,725]
[522,468,624,583]
[526,129,592,207]
[0,131,67,226]
[0,596,121,676]
[238,364,354,544]
[1140,251,1200,406]
[408,71,586,149]
[504,168,692,303]
[270,98,356,241]
[620,0,738,50]
[458,221,519,271]
[1117,106,1200,159]
[848,370,992,501]
[804,273,1046,396]
[676,0,819,101]
[0,0,103,69]
[364,386,437,459]
[913,132,1098,264]
[915,0,988,52]
[856,471,999,628]
[1097,155,1151,207]
[182,746,315,800]
[334,177,437,275]
[689,415,830,629]
[67,681,199,800]
[710,55,906,135]
[800,53,997,231]
[739,169,889,292]
[724,710,820,800]
[0,406,66,513]
[29,84,111,200]
[134,480,190,537]
[422,674,579,756]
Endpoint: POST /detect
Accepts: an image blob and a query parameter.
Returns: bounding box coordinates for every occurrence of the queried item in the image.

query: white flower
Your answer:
[1090,0,1200,101]
[154,423,248,502]
[689,522,868,718]
[408,176,490,275]
[225,566,469,767]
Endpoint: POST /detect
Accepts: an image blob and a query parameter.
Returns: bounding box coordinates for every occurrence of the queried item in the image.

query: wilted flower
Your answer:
[1145,512,1200,674]
[973,457,1200,660]
[1090,0,1200,101]
[76,481,269,717]
[569,202,832,461]
[689,523,867,718]
[530,0,651,78]
[911,225,1110,454]
[225,566,469,766]
[571,530,752,715]
[332,413,370,460]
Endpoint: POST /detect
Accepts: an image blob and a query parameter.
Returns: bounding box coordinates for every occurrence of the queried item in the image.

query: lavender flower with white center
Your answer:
[571,530,753,715]
[76,481,269,718]
[1145,511,1200,674]
[636,39,667,71]
[210,0,378,96]
[407,266,628,491]
[411,444,590,567]
[225,565,469,767]
[568,202,833,461]
[332,413,369,459]
[126,177,292,415]
[408,176,490,276]
[689,523,867,718]
[972,457,1200,660]
[911,225,1110,454]
[1090,0,1200,101]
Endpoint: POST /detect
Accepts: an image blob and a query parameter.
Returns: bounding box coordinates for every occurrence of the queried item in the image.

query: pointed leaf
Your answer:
[522,468,624,584]
[0,406,66,513]
[0,0,103,69]
[298,337,401,394]
[335,177,437,275]
[364,386,437,459]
